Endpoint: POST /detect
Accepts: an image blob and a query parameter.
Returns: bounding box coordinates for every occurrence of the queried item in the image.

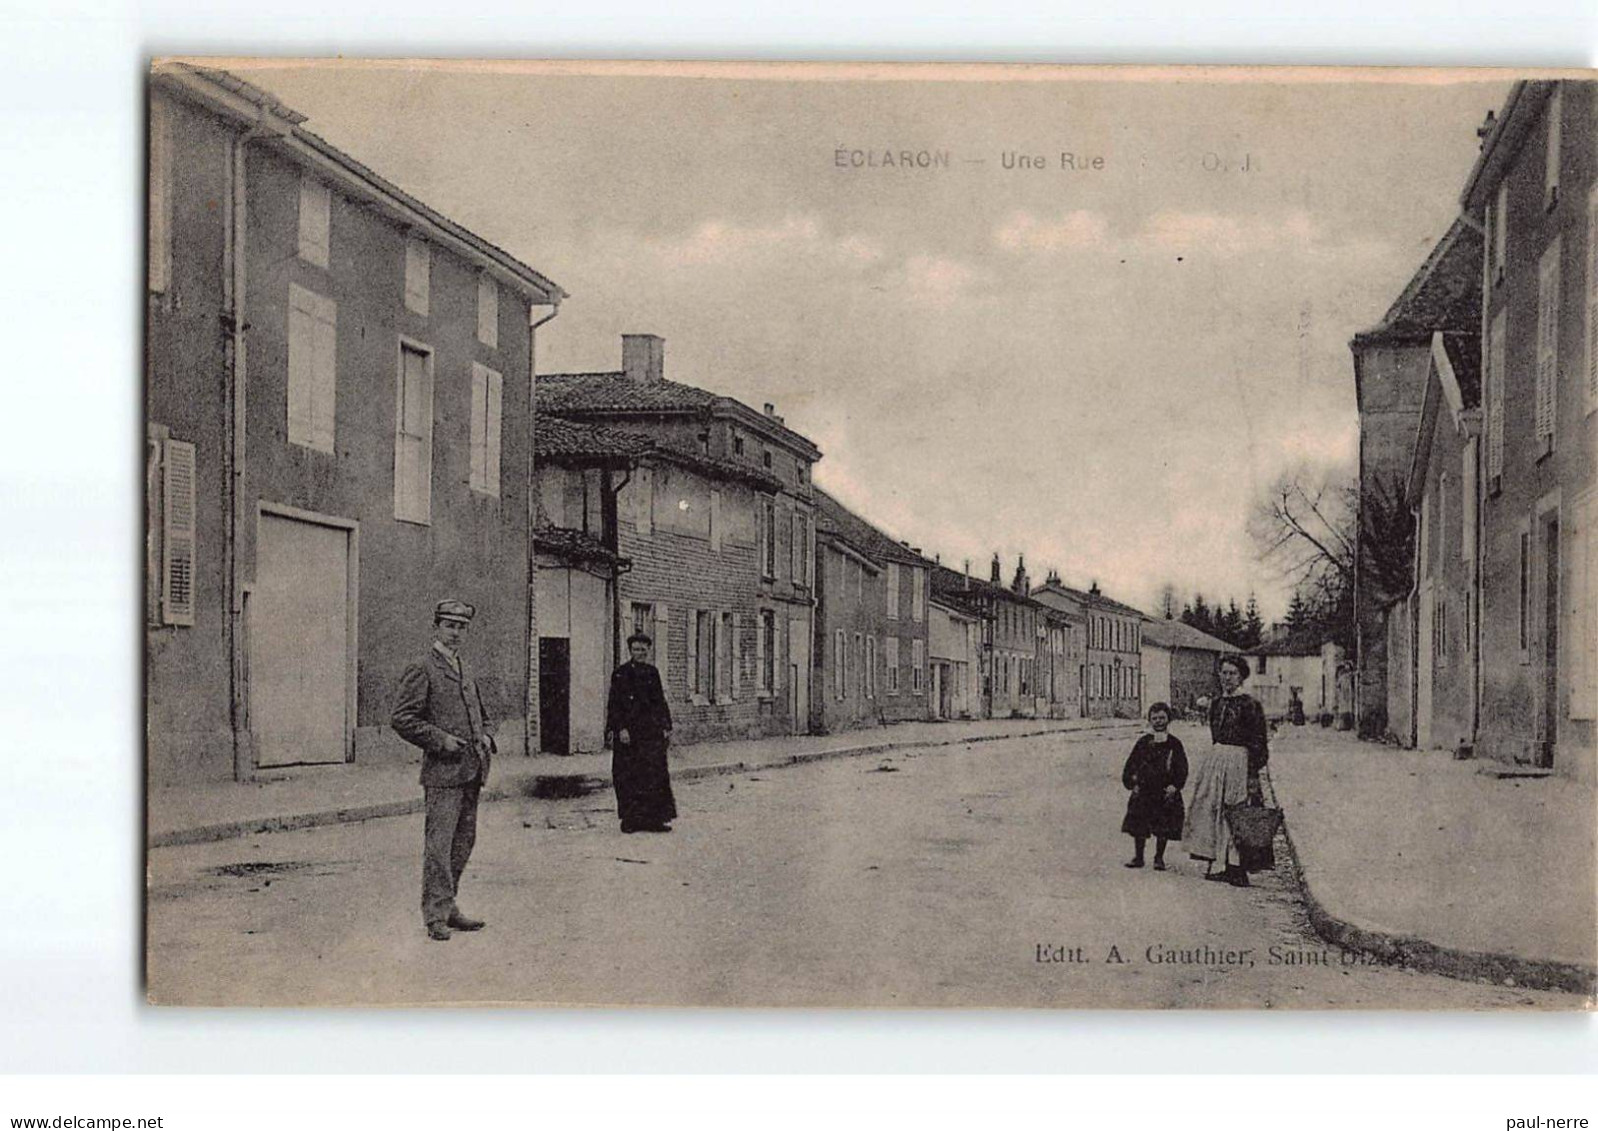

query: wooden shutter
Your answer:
[686,610,701,700]
[1587,185,1598,412]
[161,438,196,626]
[732,613,743,700]
[655,605,670,694]
[405,238,430,315]
[1489,312,1506,479]
[298,176,330,268]
[478,274,498,347]
[756,610,767,693]
[1537,240,1561,442]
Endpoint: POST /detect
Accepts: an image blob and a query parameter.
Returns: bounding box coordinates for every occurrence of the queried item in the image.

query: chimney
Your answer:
[1013,554,1029,596]
[1089,579,1102,598]
[963,559,971,590]
[622,334,664,383]
[990,554,1001,584]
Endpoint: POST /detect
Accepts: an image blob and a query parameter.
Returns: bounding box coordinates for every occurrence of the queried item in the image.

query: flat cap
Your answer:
[434,598,476,623]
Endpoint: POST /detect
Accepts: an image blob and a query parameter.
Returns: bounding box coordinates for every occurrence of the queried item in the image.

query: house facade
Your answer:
[929,597,981,720]
[146,66,563,786]
[1350,218,1483,741]
[810,487,935,732]
[1032,576,1142,718]
[1463,80,1597,781]
[1140,617,1240,718]
[540,336,821,744]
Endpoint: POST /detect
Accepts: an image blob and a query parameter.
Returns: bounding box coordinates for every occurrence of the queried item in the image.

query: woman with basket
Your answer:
[1183,655,1275,887]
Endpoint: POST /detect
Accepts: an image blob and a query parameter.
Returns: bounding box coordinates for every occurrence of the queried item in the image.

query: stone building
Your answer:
[1140,617,1240,719]
[539,336,821,743]
[1031,575,1143,718]
[146,65,563,785]
[1463,80,1596,779]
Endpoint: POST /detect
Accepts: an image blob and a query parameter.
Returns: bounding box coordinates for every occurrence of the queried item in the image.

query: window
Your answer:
[1536,239,1561,449]
[1018,655,1028,696]
[148,96,172,294]
[287,284,337,453]
[1545,86,1563,208]
[733,433,745,456]
[298,176,330,268]
[800,515,811,587]
[790,512,802,581]
[1489,312,1506,483]
[477,274,499,348]
[394,341,434,523]
[763,448,773,470]
[469,363,503,496]
[689,609,715,702]
[911,568,924,622]
[404,238,431,316]
[1589,184,1598,414]
[630,602,655,640]
[761,500,776,578]
[717,612,734,702]
[856,633,865,700]
[157,436,196,627]
[697,430,710,455]
[834,629,847,699]
[1258,655,1268,675]
[1494,181,1508,282]
[887,637,900,694]
[912,640,924,694]
[1519,528,1532,653]
[759,610,776,694]
[866,635,877,698]
[886,563,900,620]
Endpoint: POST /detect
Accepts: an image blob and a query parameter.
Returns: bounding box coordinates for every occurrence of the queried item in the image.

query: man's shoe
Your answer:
[448,912,485,931]
[426,922,451,942]
[1152,861,1167,871]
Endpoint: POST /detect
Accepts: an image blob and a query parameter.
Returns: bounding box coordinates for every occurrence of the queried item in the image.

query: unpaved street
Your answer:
[146,725,1574,1008]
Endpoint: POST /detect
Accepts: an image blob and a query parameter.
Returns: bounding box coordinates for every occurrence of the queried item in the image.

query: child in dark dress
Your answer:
[1120,702,1188,870]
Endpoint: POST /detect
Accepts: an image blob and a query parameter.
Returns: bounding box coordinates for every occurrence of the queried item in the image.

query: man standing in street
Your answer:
[392,599,495,941]
[605,632,676,834]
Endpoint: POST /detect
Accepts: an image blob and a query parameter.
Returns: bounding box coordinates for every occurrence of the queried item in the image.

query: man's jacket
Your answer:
[392,646,494,788]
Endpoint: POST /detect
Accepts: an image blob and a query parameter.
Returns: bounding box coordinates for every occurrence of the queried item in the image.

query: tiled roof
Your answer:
[1141,617,1241,654]
[813,488,929,568]
[539,371,723,414]
[536,416,656,462]
[1356,218,1482,342]
[1031,580,1146,620]
[534,526,628,568]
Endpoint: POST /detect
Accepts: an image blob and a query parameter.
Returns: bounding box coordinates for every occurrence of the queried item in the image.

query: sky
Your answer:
[230,62,1510,622]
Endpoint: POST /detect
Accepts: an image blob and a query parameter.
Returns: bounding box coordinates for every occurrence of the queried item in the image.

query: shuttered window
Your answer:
[477,274,498,347]
[887,563,900,620]
[912,639,924,693]
[298,176,330,268]
[1537,239,1561,448]
[1488,311,1506,481]
[655,605,671,694]
[469,363,503,496]
[394,342,434,523]
[287,284,337,453]
[404,238,430,315]
[758,609,775,694]
[161,438,196,626]
[911,568,924,622]
[887,637,900,694]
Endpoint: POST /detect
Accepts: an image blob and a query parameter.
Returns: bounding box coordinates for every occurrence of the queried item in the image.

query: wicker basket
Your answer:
[1223,804,1283,851]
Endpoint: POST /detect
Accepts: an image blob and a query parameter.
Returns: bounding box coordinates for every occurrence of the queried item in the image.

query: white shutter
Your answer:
[1537,240,1561,442]
[714,612,727,702]
[298,176,330,268]
[312,300,337,452]
[395,344,433,523]
[289,284,336,453]
[1489,312,1506,479]
[1586,184,1598,413]
[756,610,767,693]
[655,605,670,695]
[732,613,743,700]
[405,238,430,315]
[470,365,487,491]
[686,610,701,700]
[477,274,499,347]
[161,439,196,626]
[887,563,900,620]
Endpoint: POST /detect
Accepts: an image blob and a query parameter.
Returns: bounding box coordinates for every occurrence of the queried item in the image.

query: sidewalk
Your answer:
[148,714,1137,849]
[1264,724,1597,996]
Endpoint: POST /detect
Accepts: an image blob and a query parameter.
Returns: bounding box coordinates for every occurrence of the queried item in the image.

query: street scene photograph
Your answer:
[143,61,1597,1008]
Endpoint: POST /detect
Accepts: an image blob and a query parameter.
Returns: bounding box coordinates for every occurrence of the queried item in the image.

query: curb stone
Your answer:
[149,720,1139,850]
[1268,772,1598,1000]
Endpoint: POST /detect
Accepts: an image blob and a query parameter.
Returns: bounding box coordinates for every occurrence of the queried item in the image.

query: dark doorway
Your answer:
[1541,516,1560,768]
[539,637,571,756]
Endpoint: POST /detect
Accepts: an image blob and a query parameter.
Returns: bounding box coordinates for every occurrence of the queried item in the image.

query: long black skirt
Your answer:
[1121,789,1184,840]
[613,736,677,828]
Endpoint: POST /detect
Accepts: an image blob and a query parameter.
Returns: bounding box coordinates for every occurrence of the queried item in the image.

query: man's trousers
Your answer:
[422,783,480,926]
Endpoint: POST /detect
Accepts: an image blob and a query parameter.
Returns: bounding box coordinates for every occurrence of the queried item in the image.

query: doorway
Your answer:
[1540,514,1560,768]
[539,637,571,755]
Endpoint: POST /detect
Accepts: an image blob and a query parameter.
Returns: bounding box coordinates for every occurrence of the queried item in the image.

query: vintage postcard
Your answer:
[144,60,1596,1008]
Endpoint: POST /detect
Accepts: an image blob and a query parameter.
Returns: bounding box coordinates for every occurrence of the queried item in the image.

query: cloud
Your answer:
[895,254,985,308]
[994,209,1110,253]
[642,214,885,272]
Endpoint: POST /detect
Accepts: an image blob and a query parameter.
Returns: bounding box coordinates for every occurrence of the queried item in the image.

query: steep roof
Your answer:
[1141,617,1241,654]
[1352,217,1483,348]
[538,371,822,461]
[812,488,930,568]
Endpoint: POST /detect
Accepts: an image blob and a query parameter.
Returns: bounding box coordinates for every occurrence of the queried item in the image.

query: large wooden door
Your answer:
[788,615,810,735]
[251,512,351,768]
[538,637,571,755]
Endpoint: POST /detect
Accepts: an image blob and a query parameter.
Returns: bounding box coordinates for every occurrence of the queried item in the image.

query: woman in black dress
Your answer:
[1182,655,1271,886]
[605,632,677,833]
[1120,702,1188,870]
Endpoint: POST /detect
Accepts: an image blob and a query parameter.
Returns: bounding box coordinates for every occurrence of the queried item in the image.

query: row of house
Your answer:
[144,65,1249,788]
[1352,79,1596,782]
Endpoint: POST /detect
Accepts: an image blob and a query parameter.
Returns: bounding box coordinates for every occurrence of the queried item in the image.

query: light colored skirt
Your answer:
[1183,743,1250,866]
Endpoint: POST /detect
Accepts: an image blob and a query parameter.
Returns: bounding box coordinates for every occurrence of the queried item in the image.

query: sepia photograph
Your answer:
[142,59,1597,1009]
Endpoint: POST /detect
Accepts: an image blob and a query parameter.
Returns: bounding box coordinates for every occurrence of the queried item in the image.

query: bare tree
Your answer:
[1248,464,1357,598]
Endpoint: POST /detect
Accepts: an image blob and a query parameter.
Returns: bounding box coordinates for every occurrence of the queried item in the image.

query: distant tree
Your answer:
[1249,465,1360,654]
[1157,583,1178,620]
[1182,593,1213,637]
[1241,593,1265,651]
[1218,598,1243,644]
